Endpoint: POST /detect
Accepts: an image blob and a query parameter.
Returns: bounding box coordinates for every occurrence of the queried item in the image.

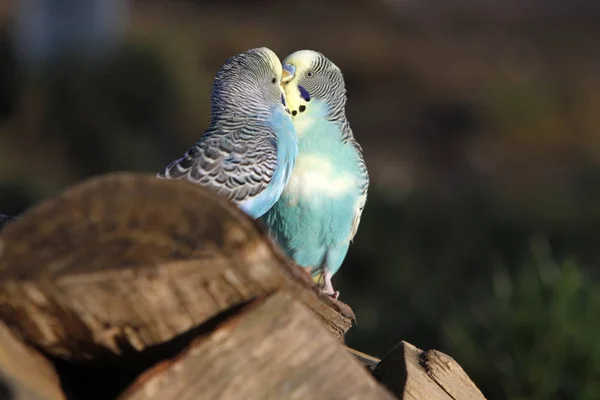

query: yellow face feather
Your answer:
[282,50,319,77]
[261,47,285,81]
[279,50,319,115]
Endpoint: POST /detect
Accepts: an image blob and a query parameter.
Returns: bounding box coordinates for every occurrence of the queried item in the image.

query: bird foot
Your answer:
[322,288,340,300]
[321,271,340,300]
[290,263,340,300]
[295,265,354,321]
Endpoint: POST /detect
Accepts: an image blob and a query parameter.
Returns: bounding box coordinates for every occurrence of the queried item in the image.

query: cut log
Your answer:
[347,346,381,370]
[0,173,352,360]
[119,292,395,400]
[0,320,65,400]
[422,349,487,400]
[372,341,486,400]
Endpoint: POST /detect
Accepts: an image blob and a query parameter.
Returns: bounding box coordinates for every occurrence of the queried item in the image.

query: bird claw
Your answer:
[294,263,340,300]
[321,271,340,300]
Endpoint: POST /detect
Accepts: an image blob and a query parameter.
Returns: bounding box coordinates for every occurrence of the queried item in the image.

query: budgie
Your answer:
[261,50,369,298]
[158,47,297,219]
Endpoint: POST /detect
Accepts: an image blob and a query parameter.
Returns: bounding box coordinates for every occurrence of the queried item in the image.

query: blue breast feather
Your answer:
[261,102,363,276]
[239,106,298,219]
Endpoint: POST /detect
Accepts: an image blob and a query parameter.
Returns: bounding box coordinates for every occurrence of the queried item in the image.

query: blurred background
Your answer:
[2,0,600,398]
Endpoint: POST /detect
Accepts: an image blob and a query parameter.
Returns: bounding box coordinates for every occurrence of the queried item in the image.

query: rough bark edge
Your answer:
[373,341,486,400]
[0,321,66,400]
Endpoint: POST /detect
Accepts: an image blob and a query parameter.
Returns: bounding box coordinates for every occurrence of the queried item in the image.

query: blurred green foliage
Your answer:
[443,240,600,400]
[341,187,600,399]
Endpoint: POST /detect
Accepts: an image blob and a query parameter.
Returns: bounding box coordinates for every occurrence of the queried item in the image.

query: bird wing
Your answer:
[347,129,369,242]
[158,120,278,206]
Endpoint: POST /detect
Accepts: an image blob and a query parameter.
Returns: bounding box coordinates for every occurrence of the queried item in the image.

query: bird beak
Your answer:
[281,63,296,85]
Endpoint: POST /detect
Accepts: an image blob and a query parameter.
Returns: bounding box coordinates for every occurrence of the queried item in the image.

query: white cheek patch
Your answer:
[285,155,356,205]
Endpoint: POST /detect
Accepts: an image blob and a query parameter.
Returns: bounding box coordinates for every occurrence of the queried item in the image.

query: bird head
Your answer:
[279,50,346,119]
[211,47,288,116]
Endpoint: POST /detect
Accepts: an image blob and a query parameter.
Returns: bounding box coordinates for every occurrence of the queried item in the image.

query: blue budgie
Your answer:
[158,48,297,219]
[261,50,369,298]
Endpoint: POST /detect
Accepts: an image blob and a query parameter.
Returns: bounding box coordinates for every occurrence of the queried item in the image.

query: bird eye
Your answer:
[306,71,314,78]
[271,77,277,84]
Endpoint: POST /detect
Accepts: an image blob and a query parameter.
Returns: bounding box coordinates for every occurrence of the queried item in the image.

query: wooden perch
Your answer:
[0,320,65,400]
[119,292,395,400]
[0,173,486,399]
[372,341,486,400]
[0,173,352,360]
[347,346,381,370]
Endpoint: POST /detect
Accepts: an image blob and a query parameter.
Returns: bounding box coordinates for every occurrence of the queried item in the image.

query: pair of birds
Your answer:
[158,48,369,299]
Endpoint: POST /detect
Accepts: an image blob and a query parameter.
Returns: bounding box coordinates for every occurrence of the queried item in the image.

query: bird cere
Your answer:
[158,47,369,300]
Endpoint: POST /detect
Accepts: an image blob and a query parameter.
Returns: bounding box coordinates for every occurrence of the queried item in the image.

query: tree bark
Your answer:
[119,292,395,400]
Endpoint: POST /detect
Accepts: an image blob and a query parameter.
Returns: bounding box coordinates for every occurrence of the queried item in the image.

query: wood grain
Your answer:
[423,349,486,400]
[0,320,65,400]
[347,346,381,370]
[0,173,352,360]
[372,341,486,400]
[119,292,395,400]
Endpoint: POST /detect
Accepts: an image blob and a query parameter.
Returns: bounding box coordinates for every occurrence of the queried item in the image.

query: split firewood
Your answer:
[119,292,394,400]
[0,320,65,400]
[372,341,486,400]
[0,173,352,360]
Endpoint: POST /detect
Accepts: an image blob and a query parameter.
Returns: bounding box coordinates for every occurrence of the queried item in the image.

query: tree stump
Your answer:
[119,292,395,400]
[0,173,352,360]
[0,320,65,400]
[372,341,486,400]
